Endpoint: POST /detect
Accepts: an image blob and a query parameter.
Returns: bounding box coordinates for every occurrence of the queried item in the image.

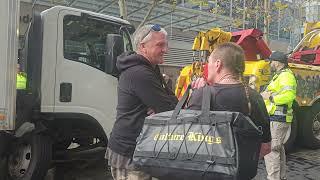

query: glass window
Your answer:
[63,15,132,72]
[121,29,133,52]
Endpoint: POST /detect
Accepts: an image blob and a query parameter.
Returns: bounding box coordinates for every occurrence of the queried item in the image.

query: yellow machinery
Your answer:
[174,22,320,150]
[175,28,271,98]
[302,22,320,49]
[175,28,232,98]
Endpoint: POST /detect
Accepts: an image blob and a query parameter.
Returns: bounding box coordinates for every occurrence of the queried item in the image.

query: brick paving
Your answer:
[52,148,320,180]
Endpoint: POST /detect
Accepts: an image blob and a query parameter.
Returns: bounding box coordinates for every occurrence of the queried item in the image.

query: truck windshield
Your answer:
[63,15,133,72]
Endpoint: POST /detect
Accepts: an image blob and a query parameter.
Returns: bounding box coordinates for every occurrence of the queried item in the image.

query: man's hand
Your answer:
[191,77,207,89]
[261,91,271,100]
[147,108,155,116]
[259,142,271,159]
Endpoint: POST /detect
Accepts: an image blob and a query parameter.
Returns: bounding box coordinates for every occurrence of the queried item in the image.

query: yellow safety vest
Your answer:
[264,68,297,123]
[16,73,27,90]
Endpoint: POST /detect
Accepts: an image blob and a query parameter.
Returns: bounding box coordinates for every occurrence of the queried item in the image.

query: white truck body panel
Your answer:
[0,0,20,130]
[39,6,60,112]
[40,6,129,137]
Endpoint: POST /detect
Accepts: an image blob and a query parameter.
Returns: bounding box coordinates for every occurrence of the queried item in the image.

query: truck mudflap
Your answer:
[0,132,13,157]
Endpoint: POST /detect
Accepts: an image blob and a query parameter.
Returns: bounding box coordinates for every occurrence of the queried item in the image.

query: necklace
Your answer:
[217,74,240,84]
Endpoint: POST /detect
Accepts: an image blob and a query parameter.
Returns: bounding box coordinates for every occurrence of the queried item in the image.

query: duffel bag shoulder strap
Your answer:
[171,85,192,120]
[200,85,215,122]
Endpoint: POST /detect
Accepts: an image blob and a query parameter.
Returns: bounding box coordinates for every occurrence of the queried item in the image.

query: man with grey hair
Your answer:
[106,24,178,180]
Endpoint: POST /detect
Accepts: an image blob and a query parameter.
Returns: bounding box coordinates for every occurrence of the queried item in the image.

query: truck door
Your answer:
[53,10,132,136]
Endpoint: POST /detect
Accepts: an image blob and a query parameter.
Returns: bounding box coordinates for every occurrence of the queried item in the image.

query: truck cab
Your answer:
[1,3,134,180]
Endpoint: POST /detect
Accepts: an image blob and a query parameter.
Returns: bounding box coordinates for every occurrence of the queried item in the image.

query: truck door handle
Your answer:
[60,83,72,102]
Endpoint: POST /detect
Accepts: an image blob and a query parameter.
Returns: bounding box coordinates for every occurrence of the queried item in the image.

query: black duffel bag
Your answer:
[133,86,263,180]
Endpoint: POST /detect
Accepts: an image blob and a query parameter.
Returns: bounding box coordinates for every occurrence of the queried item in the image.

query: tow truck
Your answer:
[287,22,320,149]
[0,0,134,179]
[175,26,320,151]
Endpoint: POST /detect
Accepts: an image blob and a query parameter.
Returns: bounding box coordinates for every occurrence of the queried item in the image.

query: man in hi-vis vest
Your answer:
[261,51,297,180]
[16,63,27,90]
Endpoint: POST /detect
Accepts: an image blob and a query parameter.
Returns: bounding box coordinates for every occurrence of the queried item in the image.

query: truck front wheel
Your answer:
[7,133,52,180]
[299,103,320,149]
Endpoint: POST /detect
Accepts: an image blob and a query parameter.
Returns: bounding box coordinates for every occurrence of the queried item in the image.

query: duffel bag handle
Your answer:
[170,85,192,120]
[201,85,211,119]
[199,85,216,122]
[171,85,214,121]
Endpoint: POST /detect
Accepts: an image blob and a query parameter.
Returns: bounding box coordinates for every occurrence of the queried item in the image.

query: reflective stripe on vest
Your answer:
[274,105,286,116]
[17,73,27,90]
[271,85,295,96]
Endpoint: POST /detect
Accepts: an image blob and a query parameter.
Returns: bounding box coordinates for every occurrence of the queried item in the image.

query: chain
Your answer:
[217,74,240,84]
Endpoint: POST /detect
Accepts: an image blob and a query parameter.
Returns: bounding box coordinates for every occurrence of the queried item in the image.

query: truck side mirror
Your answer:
[127,24,135,34]
[105,34,124,77]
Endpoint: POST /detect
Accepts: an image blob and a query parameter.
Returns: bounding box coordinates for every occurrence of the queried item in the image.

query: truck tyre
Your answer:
[299,103,320,149]
[284,115,297,153]
[7,133,52,180]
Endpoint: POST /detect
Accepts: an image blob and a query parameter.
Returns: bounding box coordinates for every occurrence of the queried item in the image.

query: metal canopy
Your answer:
[33,0,234,32]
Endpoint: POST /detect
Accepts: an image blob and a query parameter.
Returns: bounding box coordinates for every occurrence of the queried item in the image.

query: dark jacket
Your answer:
[108,52,178,157]
[188,83,271,143]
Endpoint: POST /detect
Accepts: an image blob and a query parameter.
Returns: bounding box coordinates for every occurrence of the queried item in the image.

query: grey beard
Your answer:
[270,66,277,73]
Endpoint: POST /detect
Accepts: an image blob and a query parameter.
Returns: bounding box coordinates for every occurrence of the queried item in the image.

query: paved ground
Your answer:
[50,147,320,180]
[254,148,320,180]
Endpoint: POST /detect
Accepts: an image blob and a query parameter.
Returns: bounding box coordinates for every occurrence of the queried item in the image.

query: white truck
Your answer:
[0,0,134,179]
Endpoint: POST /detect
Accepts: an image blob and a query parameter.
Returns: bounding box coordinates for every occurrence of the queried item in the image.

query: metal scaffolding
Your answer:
[32,0,234,32]
[27,0,312,47]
